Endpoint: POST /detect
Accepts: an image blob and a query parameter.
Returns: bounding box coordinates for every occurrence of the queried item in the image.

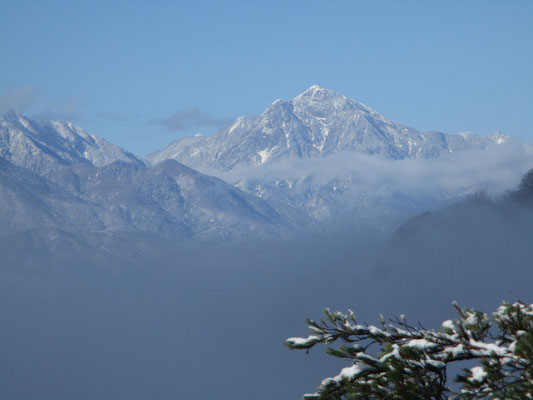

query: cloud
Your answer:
[222,140,533,195]
[208,140,533,227]
[0,85,42,113]
[0,85,84,121]
[149,108,232,132]
[97,112,135,122]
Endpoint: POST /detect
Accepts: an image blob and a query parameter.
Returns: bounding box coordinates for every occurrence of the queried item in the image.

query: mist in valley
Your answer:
[2,180,532,400]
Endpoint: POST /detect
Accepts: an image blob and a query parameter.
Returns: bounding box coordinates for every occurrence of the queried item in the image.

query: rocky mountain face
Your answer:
[0,86,523,263]
[0,110,146,179]
[0,113,304,264]
[148,85,506,170]
[148,86,509,225]
[232,170,441,227]
[0,157,291,240]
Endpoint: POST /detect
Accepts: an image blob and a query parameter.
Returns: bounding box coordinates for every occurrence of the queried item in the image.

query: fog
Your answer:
[220,140,533,200]
[1,189,532,400]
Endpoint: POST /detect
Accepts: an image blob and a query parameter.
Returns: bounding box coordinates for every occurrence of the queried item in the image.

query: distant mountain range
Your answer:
[0,111,299,263]
[1,86,529,264]
[1,110,145,176]
[148,86,511,224]
[148,85,506,170]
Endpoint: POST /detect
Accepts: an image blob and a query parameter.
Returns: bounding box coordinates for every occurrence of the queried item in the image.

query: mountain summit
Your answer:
[147,85,506,171]
[0,111,146,179]
[0,112,299,247]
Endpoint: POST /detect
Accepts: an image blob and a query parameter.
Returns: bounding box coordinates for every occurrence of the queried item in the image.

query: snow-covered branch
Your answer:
[286,301,533,399]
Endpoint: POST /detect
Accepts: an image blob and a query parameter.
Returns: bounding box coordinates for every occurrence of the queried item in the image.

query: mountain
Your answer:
[0,84,526,261]
[387,167,533,274]
[0,113,304,262]
[0,156,296,247]
[147,86,513,226]
[147,85,506,171]
[0,110,146,180]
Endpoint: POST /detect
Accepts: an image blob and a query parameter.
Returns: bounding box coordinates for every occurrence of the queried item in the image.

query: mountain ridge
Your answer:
[0,87,527,254]
[0,111,303,248]
[147,85,507,171]
[0,110,146,180]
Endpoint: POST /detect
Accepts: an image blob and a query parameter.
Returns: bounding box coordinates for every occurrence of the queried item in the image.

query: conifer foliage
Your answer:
[286,301,533,399]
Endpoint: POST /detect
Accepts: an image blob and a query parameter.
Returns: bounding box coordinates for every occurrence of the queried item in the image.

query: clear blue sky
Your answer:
[1,0,532,155]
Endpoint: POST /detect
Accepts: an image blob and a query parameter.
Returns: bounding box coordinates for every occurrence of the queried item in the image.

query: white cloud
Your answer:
[0,85,84,121]
[215,140,533,212]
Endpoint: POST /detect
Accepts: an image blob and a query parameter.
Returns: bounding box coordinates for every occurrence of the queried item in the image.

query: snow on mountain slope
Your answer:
[0,89,523,248]
[0,111,304,246]
[0,154,299,245]
[147,85,506,171]
[70,159,294,241]
[227,139,533,228]
[146,86,513,227]
[0,110,146,179]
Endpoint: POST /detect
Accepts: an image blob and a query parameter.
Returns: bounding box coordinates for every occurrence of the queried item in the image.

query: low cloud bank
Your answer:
[2,193,533,400]
[220,140,533,200]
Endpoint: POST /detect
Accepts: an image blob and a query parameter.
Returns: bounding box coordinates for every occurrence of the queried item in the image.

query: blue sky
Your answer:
[1,0,532,155]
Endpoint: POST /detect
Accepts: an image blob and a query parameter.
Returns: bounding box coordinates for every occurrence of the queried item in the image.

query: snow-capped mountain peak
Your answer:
[295,84,339,99]
[292,84,371,116]
[0,111,146,178]
[148,86,505,170]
